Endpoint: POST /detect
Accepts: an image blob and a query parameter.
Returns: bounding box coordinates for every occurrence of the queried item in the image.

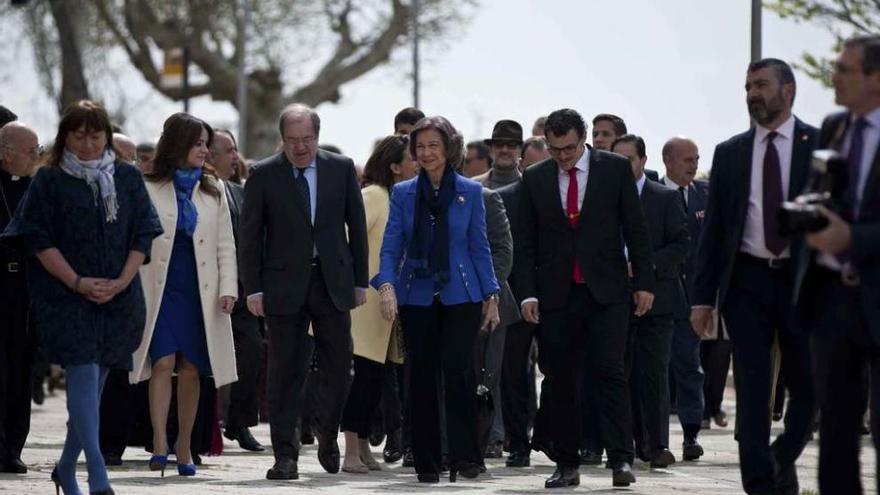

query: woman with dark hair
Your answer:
[372,116,500,483]
[130,113,238,477]
[340,134,417,473]
[2,99,162,494]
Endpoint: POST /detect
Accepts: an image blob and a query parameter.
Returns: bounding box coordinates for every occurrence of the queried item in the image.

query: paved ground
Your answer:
[1,383,876,494]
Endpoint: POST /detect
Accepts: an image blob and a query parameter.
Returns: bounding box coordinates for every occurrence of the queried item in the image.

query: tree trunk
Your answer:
[48,0,90,111]
[242,68,284,159]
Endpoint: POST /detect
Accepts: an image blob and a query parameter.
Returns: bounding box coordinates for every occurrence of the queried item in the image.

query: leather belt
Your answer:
[5,262,20,273]
[737,252,790,270]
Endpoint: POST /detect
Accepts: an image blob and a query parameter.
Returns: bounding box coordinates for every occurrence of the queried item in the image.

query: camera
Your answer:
[778,149,850,235]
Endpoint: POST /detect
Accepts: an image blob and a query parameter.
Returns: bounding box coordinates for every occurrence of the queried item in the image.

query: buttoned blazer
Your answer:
[131,176,238,387]
[691,118,818,309]
[238,150,369,315]
[512,148,655,310]
[371,173,500,306]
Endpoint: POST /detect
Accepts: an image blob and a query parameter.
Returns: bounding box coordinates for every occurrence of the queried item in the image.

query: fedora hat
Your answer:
[484,119,523,145]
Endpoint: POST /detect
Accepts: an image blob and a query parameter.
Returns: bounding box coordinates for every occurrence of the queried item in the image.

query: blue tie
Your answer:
[847,117,868,219]
[295,167,311,223]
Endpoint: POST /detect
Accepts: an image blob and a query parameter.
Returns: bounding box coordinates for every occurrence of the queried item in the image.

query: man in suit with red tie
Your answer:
[795,35,880,494]
[690,59,817,495]
[514,108,655,488]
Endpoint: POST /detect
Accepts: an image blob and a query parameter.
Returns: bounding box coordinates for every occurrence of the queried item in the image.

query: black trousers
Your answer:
[701,337,732,419]
[399,300,481,475]
[501,321,538,455]
[540,285,632,468]
[723,255,814,494]
[226,305,262,430]
[627,314,674,453]
[342,355,386,438]
[0,271,31,464]
[265,266,353,461]
[100,369,139,457]
[806,267,880,495]
[380,363,404,436]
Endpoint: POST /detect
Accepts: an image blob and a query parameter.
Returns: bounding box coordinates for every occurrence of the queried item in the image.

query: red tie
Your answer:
[567,168,584,283]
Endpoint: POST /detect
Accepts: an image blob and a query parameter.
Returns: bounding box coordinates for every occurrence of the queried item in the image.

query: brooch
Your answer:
[457,195,465,204]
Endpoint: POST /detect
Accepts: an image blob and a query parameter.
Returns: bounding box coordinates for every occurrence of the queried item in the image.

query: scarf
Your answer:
[408,165,455,291]
[60,148,118,223]
[173,167,202,237]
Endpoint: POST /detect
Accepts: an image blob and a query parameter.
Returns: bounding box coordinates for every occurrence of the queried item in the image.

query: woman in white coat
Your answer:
[131,113,238,477]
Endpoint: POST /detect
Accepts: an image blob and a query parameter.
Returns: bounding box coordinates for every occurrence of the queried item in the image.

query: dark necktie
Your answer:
[566,168,584,283]
[295,167,311,223]
[678,186,688,213]
[762,131,787,256]
[847,117,868,218]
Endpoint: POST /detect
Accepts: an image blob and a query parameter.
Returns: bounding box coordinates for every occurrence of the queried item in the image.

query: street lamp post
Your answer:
[751,0,761,62]
[412,0,420,109]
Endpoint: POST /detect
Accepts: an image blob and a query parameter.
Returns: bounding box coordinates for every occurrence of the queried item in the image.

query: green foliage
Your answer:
[766,0,879,87]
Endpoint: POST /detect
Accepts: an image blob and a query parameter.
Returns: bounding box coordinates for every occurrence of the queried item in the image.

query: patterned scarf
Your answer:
[60,148,118,222]
[408,165,455,291]
[173,167,202,237]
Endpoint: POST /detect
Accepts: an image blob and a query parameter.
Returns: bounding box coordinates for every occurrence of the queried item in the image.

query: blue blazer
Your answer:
[370,173,500,306]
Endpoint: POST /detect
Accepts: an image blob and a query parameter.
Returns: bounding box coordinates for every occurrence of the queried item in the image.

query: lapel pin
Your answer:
[801,134,808,141]
[457,195,465,204]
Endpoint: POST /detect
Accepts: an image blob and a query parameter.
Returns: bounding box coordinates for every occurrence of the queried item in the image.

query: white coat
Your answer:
[130,176,239,387]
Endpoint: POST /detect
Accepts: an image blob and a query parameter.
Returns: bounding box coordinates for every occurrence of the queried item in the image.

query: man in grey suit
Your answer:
[240,104,368,480]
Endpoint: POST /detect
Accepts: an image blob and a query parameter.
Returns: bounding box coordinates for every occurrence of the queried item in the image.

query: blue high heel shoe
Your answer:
[177,462,197,476]
[148,454,168,477]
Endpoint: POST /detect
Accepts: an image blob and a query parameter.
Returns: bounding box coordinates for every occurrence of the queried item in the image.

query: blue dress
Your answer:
[148,228,211,375]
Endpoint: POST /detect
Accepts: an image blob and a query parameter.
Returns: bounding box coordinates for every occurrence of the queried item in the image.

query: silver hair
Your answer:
[278,103,321,137]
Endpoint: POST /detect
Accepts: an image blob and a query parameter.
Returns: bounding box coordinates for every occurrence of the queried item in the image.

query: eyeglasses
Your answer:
[491,141,520,150]
[284,135,317,146]
[546,143,581,155]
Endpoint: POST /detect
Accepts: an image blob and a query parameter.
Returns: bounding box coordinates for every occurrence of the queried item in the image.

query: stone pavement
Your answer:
[1,383,876,494]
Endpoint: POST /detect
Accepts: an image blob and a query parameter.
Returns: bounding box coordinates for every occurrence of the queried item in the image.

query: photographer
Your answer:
[797,35,880,495]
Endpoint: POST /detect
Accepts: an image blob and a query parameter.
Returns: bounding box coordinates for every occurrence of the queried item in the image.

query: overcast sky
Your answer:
[1,1,843,174]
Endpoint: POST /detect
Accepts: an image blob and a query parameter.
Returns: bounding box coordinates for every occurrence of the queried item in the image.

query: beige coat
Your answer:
[130,177,239,387]
[351,185,403,364]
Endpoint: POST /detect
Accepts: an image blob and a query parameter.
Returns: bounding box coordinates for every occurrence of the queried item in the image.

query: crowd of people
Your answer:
[0,34,879,495]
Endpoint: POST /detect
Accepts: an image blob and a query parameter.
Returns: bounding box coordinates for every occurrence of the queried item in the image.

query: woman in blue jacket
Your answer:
[372,116,500,483]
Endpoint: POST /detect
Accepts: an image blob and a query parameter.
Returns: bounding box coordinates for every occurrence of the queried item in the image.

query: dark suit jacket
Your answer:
[239,149,368,315]
[482,188,521,328]
[638,179,689,316]
[513,148,655,310]
[795,111,880,342]
[660,178,709,314]
[645,169,660,183]
[224,180,246,308]
[497,181,523,300]
[691,118,818,309]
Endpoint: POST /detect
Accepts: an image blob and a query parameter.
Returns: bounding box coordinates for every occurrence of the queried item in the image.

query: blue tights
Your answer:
[56,364,110,494]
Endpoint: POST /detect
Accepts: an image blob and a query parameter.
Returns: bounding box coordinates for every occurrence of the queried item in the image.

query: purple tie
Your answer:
[763,131,786,256]
[847,117,868,218]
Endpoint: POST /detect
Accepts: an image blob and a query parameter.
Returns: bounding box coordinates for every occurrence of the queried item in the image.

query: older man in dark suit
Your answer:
[514,108,655,488]
[795,35,880,495]
[240,104,368,480]
[691,59,817,495]
[612,135,688,469]
[660,137,711,461]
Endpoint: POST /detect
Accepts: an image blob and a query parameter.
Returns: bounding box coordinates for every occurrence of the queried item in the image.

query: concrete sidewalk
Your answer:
[1,384,875,494]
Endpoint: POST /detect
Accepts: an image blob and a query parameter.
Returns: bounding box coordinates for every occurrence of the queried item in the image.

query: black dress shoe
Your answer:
[448,462,480,482]
[682,438,704,461]
[402,448,414,467]
[612,462,636,487]
[103,452,123,466]
[225,427,265,452]
[771,455,799,495]
[1,458,27,474]
[649,448,676,468]
[484,441,503,459]
[383,430,402,463]
[545,466,580,488]
[299,428,315,446]
[417,472,439,483]
[266,458,299,480]
[579,449,602,465]
[368,431,385,447]
[531,439,558,463]
[317,433,341,473]
[505,451,531,467]
[192,453,202,466]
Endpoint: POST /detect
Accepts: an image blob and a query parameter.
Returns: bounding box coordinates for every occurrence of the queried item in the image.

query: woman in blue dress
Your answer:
[2,100,162,495]
[130,113,238,477]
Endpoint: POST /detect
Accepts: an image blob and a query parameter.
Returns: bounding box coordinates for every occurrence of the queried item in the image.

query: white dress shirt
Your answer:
[740,115,795,260]
[663,176,689,208]
[557,147,590,211]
